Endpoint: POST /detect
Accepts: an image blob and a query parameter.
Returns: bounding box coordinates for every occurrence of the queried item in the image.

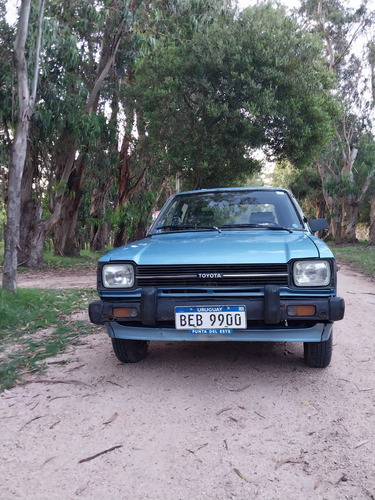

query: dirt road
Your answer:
[1,265,374,499]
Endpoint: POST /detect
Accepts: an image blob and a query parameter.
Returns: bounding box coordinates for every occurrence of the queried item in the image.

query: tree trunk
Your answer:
[113,126,146,248]
[340,195,359,243]
[369,196,375,245]
[3,0,32,292]
[113,131,132,248]
[90,222,109,252]
[315,197,326,219]
[18,138,40,265]
[17,200,45,266]
[113,221,128,248]
[3,0,49,276]
[90,187,111,252]
[53,156,85,257]
[316,160,342,239]
[17,130,78,266]
[3,122,28,291]
[339,163,374,243]
[132,218,148,242]
[53,203,81,257]
[15,21,124,266]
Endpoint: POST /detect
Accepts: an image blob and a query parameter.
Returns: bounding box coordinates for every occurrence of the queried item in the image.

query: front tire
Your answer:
[111,338,148,363]
[304,332,333,368]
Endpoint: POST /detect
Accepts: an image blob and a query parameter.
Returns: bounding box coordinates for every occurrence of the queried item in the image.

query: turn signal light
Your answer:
[287,305,316,317]
[113,307,138,318]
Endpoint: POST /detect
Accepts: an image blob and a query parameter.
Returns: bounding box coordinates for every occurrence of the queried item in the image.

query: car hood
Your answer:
[100,230,333,265]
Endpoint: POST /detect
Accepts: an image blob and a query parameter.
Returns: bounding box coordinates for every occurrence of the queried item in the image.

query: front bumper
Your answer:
[104,321,333,342]
[89,285,345,342]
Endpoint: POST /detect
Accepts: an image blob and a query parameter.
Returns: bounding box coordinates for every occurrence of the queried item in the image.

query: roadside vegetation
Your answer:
[0,252,99,391]
[330,242,375,276]
[0,287,98,391]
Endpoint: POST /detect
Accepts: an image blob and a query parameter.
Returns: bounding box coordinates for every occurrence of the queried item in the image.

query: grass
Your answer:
[0,247,102,391]
[0,287,98,392]
[330,242,375,276]
[0,288,95,337]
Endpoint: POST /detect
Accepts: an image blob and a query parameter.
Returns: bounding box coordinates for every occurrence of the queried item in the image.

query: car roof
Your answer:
[172,187,292,196]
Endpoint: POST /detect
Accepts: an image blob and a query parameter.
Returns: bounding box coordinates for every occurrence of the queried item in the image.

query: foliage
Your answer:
[272,160,323,219]
[298,0,375,242]
[132,2,338,190]
[110,189,156,243]
[356,132,375,222]
[0,3,14,174]
[1,0,370,261]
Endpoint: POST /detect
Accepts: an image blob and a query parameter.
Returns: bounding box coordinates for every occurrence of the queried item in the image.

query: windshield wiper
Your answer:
[154,225,222,234]
[219,223,293,233]
[219,224,261,229]
[264,223,293,233]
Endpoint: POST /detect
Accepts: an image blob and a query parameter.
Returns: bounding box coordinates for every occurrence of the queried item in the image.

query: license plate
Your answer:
[175,305,246,332]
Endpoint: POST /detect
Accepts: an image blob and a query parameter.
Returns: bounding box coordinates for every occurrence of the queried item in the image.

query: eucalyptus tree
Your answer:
[367,37,375,244]
[0,4,14,247]
[355,132,375,244]
[370,193,375,244]
[51,1,127,257]
[272,159,325,221]
[2,0,45,292]
[109,0,233,247]
[299,0,375,242]
[17,0,131,263]
[9,0,233,261]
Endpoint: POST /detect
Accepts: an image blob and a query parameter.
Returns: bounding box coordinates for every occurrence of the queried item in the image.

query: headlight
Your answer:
[102,264,134,288]
[293,260,331,287]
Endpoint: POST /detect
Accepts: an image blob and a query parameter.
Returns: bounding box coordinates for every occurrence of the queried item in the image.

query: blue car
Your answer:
[89,187,345,367]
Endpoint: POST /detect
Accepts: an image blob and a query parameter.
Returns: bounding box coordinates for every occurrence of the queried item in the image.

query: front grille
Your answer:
[136,264,289,287]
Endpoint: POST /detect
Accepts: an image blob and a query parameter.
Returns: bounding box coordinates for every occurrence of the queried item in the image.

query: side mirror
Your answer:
[309,218,328,233]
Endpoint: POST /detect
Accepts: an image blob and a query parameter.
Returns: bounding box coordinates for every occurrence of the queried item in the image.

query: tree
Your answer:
[0,0,350,263]
[299,0,375,242]
[2,0,45,292]
[52,12,125,257]
[272,160,325,220]
[132,2,338,191]
[111,0,233,246]
[14,0,231,258]
[355,132,375,244]
[367,37,375,244]
[17,0,127,263]
[0,3,14,176]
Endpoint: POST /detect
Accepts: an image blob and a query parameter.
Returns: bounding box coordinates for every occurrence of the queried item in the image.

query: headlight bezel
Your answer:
[292,259,332,287]
[102,262,135,288]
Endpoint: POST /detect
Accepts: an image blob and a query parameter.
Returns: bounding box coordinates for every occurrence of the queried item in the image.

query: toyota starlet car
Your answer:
[89,187,345,367]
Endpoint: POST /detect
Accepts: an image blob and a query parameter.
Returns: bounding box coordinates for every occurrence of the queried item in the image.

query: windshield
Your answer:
[151,189,304,233]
